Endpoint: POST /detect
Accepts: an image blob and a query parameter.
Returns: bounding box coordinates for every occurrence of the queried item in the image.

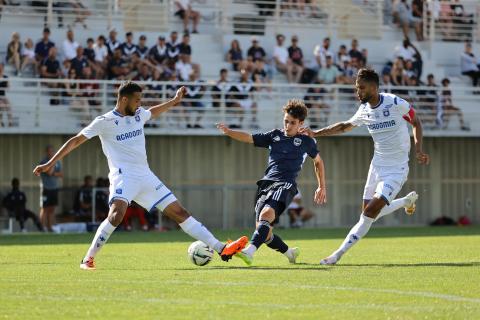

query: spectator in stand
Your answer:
[394,38,423,78]
[40,47,62,105]
[251,59,271,90]
[6,32,21,75]
[247,37,266,71]
[393,0,422,41]
[0,63,13,127]
[121,31,137,63]
[65,68,90,126]
[304,81,329,128]
[135,35,150,64]
[106,28,120,57]
[335,44,348,67]
[390,58,408,87]
[417,73,438,126]
[93,35,108,70]
[80,66,101,111]
[273,34,289,75]
[314,37,333,69]
[94,177,109,221]
[2,178,43,232]
[337,56,357,85]
[411,0,424,41]
[38,145,63,232]
[287,35,304,83]
[21,38,37,76]
[404,59,418,79]
[440,78,469,131]
[83,38,95,62]
[183,72,206,128]
[461,42,480,87]
[83,38,103,79]
[231,69,258,129]
[167,31,181,63]
[107,47,131,80]
[35,27,55,64]
[287,190,315,228]
[70,46,88,77]
[62,29,79,61]
[211,68,234,108]
[348,38,365,66]
[179,33,192,56]
[73,175,93,222]
[123,202,149,231]
[318,55,340,84]
[69,0,91,29]
[174,0,200,34]
[381,72,394,93]
[149,36,168,69]
[175,54,194,81]
[227,39,245,72]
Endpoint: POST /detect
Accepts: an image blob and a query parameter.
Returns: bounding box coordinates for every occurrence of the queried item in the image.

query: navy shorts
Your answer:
[254,180,297,222]
[41,189,58,207]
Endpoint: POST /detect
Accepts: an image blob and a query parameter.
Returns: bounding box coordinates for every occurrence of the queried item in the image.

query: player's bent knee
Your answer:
[163,201,190,224]
[108,199,128,226]
[258,207,276,223]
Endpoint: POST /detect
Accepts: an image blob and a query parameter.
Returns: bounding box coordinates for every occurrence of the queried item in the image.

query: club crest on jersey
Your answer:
[135,115,141,122]
[293,138,302,146]
[273,136,280,142]
[114,120,119,125]
[115,188,122,194]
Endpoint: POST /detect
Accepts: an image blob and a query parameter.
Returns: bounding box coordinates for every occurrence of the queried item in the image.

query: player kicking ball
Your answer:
[301,68,430,265]
[217,99,327,266]
[33,82,248,270]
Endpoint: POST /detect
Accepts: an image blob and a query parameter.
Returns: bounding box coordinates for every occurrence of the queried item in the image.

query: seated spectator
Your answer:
[231,69,258,129]
[73,175,93,221]
[314,37,333,69]
[178,33,192,56]
[149,36,168,69]
[176,54,194,81]
[247,37,266,71]
[304,82,329,128]
[174,0,200,34]
[123,202,148,231]
[21,38,37,76]
[65,68,90,125]
[107,48,132,80]
[0,63,13,127]
[2,178,43,232]
[80,67,101,112]
[335,44,348,67]
[94,177,109,221]
[211,68,234,108]
[394,38,423,78]
[404,59,418,79]
[381,73,393,93]
[440,78,469,131]
[287,190,314,228]
[287,35,304,83]
[167,31,181,63]
[40,47,62,105]
[93,35,108,70]
[348,38,364,64]
[83,38,95,62]
[251,59,270,89]
[411,0,424,41]
[106,28,120,56]
[227,39,245,72]
[273,34,288,75]
[34,27,55,64]
[393,0,422,41]
[69,0,91,29]
[337,56,357,85]
[134,34,151,71]
[416,73,438,126]
[121,32,137,62]
[318,55,340,84]
[83,38,103,79]
[70,46,88,77]
[184,72,206,128]
[390,58,408,87]
[461,42,480,87]
[63,29,79,61]
[6,32,21,75]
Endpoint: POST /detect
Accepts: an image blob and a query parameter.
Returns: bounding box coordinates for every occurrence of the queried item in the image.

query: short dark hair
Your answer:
[220,68,228,74]
[283,99,308,121]
[357,68,379,87]
[11,178,19,187]
[126,32,133,37]
[118,81,142,97]
[87,38,94,43]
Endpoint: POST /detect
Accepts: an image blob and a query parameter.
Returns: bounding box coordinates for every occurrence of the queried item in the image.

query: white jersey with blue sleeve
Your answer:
[348,93,413,167]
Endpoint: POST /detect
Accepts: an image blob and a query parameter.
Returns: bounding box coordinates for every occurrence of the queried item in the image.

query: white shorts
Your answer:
[362,163,409,204]
[108,171,177,212]
[239,99,254,109]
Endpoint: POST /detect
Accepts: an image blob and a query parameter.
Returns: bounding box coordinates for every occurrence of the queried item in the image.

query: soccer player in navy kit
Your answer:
[217,99,327,265]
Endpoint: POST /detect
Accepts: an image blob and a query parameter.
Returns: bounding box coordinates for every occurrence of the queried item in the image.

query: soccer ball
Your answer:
[187,241,214,266]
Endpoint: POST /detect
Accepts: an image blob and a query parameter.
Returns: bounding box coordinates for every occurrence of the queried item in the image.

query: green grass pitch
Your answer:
[1,227,479,319]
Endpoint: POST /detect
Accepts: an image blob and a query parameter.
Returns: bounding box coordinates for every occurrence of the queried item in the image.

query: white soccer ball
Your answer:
[187,240,214,266]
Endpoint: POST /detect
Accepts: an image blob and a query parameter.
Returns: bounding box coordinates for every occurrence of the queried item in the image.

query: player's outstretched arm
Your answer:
[216,123,253,143]
[312,154,327,204]
[33,134,88,176]
[411,113,430,165]
[300,121,354,138]
[149,86,187,119]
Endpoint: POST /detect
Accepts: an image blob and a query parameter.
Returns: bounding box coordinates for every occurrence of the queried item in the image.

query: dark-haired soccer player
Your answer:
[33,81,248,270]
[302,68,430,265]
[217,99,327,265]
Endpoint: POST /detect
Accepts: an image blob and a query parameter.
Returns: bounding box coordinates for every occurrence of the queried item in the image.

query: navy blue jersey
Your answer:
[253,129,319,184]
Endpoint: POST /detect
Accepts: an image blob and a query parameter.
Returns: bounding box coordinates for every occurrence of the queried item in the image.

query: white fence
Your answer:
[0,77,478,136]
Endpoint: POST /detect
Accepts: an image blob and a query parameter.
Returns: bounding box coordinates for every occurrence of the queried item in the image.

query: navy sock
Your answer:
[265,234,289,254]
[250,220,271,249]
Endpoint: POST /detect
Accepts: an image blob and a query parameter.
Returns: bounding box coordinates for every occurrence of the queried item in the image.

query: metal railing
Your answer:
[424,0,479,43]
[0,77,478,136]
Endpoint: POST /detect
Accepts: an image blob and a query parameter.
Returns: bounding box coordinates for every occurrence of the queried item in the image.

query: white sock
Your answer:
[243,244,257,256]
[375,198,408,221]
[283,248,293,260]
[84,219,116,261]
[333,214,374,258]
[179,216,224,253]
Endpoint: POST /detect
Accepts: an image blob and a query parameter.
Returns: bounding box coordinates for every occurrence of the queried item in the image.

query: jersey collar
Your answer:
[368,94,383,110]
[112,108,124,117]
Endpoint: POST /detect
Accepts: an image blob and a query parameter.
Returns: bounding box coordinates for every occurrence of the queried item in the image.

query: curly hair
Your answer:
[357,68,379,87]
[283,99,308,121]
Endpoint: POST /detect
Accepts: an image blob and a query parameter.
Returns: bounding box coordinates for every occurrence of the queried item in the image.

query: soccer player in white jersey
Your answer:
[33,81,248,270]
[302,68,430,265]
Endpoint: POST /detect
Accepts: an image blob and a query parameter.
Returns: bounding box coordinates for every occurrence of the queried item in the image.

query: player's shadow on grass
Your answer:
[336,262,480,268]
[179,263,331,271]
